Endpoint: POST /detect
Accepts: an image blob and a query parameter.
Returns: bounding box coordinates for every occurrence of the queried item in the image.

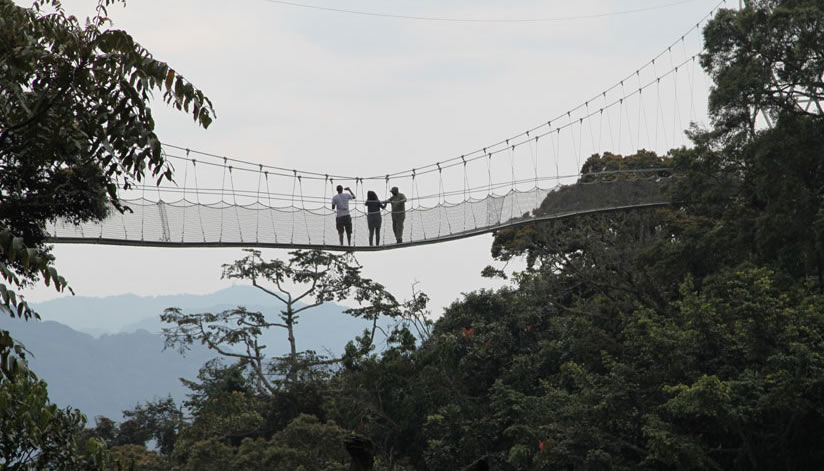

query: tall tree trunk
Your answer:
[285,306,298,382]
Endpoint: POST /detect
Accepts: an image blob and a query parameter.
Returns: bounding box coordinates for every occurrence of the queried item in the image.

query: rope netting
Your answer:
[47,2,720,250]
[46,176,673,249]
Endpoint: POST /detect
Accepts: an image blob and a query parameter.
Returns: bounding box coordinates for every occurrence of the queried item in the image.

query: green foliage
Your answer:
[108,444,168,471]
[0,0,214,272]
[316,3,824,463]
[1,0,214,383]
[174,415,349,471]
[118,397,183,456]
[701,0,824,135]
[1,1,215,468]
[0,374,112,470]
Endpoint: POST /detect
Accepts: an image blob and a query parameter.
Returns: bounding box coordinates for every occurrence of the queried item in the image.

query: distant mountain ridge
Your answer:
[2,286,375,421]
[32,285,281,336]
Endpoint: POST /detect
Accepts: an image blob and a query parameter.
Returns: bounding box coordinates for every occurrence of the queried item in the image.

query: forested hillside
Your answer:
[3,0,824,470]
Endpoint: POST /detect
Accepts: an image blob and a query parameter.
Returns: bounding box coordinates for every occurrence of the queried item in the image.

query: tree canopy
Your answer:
[1,1,214,469]
[0,0,214,322]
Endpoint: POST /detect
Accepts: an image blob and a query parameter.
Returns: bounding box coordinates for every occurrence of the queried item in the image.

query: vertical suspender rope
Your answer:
[329,177,335,246]
[531,136,539,212]
[264,171,278,244]
[255,165,263,243]
[486,152,493,226]
[414,170,427,241]
[549,124,559,183]
[618,82,625,154]
[576,119,583,176]
[139,169,146,242]
[408,171,415,242]
[120,178,129,238]
[688,49,698,124]
[298,175,311,244]
[461,156,468,231]
[383,175,389,246]
[290,170,297,244]
[636,70,644,150]
[652,73,677,149]
[228,165,243,243]
[622,83,636,153]
[508,141,515,194]
[192,159,206,242]
[585,102,597,155]
[353,177,361,245]
[218,158,227,243]
[464,158,477,230]
[411,169,422,242]
[672,42,685,128]
[486,149,492,197]
[323,175,329,245]
[509,144,518,222]
[654,56,667,150]
[673,63,683,145]
[437,163,451,237]
[155,159,166,239]
[569,114,580,176]
[181,150,190,243]
[603,92,615,152]
[436,163,442,238]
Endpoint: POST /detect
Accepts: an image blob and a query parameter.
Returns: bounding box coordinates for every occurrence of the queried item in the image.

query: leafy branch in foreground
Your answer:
[162,249,402,393]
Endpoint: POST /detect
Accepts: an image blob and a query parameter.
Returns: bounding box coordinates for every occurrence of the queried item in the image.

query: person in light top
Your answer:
[331,185,355,246]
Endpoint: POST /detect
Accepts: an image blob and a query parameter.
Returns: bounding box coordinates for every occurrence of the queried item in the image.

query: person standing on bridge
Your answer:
[331,185,355,246]
[385,186,407,243]
[364,190,386,246]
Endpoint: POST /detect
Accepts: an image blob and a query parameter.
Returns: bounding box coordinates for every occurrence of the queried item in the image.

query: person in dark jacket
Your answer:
[364,190,386,246]
[384,186,407,243]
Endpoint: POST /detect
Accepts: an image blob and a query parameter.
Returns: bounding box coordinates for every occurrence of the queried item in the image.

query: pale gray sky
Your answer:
[23,0,717,315]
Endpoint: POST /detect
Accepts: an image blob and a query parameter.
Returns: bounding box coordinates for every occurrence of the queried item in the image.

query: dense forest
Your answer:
[3,0,824,469]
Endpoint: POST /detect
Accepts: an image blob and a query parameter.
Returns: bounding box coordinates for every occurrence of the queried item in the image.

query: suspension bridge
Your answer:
[47,5,719,251]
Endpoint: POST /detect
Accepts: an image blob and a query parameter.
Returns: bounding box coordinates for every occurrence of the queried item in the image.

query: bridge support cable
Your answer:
[353,177,362,244]
[323,175,329,245]
[265,172,278,244]
[228,165,243,243]
[437,164,452,238]
[637,71,651,150]
[461,157,470,231]
[290,171,297,244]
[218,158,228,243]
[603,94,616,151]
[382,175,390,246]
[509,145,518,222]
[192,159,207,242]
[585,103,597,158]
[139,167,146,242]
[298,175,311,244]
[255,165,263,243]
[181,150,191,242]
[686,51,697,126]
[530,137,539,213]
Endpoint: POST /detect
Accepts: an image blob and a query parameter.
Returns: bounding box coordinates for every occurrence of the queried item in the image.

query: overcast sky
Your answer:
[22,0,719,316]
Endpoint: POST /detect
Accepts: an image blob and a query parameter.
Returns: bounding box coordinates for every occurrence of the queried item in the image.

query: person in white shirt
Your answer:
[331,185,355,245]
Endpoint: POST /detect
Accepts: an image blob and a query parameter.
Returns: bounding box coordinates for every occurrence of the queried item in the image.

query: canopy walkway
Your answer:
[48,173,674,251]
[46,4,720,251]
